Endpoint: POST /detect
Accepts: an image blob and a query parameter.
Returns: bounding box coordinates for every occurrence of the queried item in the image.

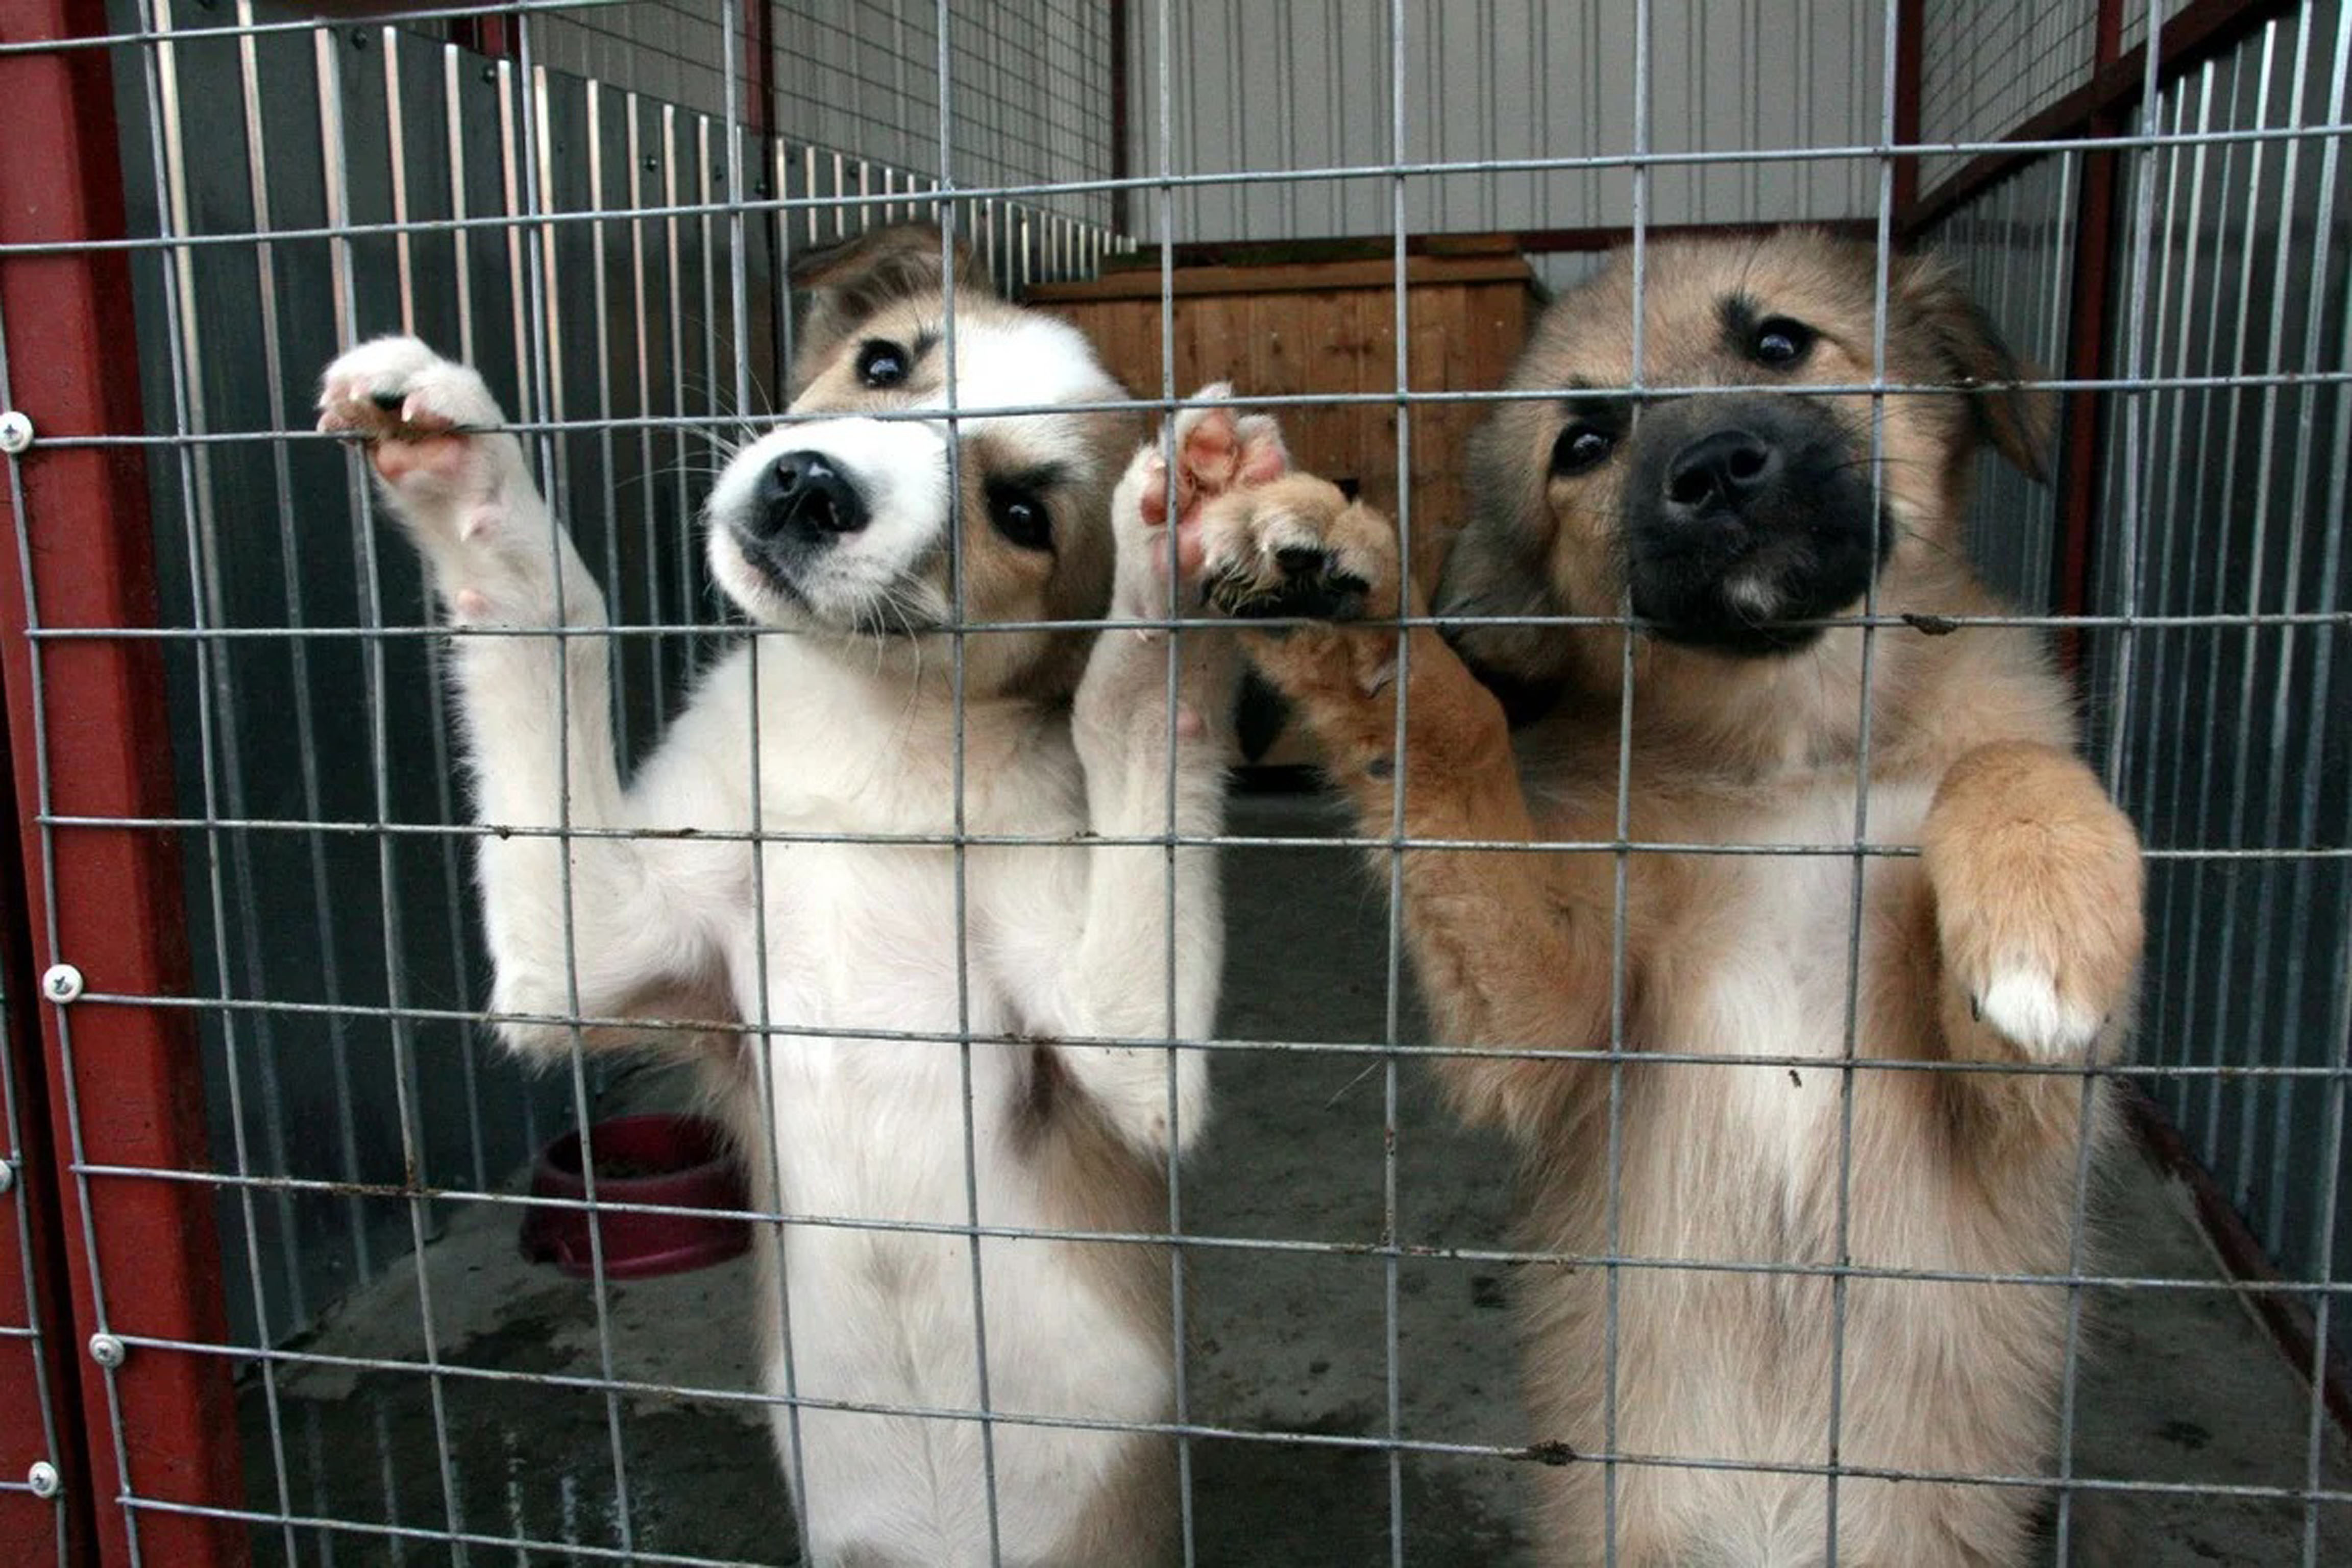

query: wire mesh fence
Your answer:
[0,0,2345,1565]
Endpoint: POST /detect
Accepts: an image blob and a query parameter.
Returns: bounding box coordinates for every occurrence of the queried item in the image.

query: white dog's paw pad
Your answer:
[1976,964,2102,1060]
[316,337,503,448]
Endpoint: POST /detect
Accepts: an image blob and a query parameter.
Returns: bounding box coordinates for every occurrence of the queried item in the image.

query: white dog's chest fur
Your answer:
[668,642,1167,1553]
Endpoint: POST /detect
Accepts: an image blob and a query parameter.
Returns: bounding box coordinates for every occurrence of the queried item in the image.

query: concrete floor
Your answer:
[241,791,2349,1565]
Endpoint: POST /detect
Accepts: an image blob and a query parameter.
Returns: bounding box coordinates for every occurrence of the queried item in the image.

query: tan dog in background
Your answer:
[1183,231,2145,1564]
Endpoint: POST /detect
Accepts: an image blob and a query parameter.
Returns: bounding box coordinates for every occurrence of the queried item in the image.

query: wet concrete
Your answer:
[239,791,2349,1564]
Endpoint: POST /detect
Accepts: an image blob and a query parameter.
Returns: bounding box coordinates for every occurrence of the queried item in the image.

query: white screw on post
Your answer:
[86,1333,124,1368]
[39,964,81,1005]
[0,411,32,455]
[24,1461,58,1499]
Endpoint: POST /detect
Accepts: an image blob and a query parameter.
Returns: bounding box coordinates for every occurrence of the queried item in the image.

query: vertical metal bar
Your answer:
[0,5,244,1562]
[1381,0,1411,1553]
[236,0,368,1316]
[317,28,468,1559]
[2057,2,2171,1556]
[727,10,815,1550]
[586,81,627,770]
[665,106,694,657]
[2217,6,2313,1217]
[144,3,296,1558]
[1148,10,1196,1561]
[930,5,1006,1563]
[626,93,667,736]
[2180,28,2272,1164]
[1603,3,1653,1560]
[385,26,492,1206]
[512,19,638,1557]
[2293,36,2352,1563]
[1823,0,1905,1553]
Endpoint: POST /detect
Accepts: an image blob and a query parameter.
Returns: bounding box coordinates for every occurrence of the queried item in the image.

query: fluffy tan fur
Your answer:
[1217,231,2146,1565]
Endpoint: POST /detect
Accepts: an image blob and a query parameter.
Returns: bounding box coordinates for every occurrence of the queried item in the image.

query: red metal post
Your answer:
[1108,0,1132,236]
[741,0,774,140]
[1893,0,1926,215]
[2052,0,2129,668]
[0,4,246,1565]
[0,727,91,1566]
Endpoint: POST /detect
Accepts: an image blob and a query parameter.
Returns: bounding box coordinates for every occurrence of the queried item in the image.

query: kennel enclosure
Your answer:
[0,0,2345,1564]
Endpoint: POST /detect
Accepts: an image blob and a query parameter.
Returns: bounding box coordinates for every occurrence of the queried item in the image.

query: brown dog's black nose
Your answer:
[759,450,868,537]
[1661,428,1782,518]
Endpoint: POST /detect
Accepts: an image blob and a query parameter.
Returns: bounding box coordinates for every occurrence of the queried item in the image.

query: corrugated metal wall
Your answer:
[1122,0,1890,244]
[2087,0,2352,1291]
[529,0,1116,226]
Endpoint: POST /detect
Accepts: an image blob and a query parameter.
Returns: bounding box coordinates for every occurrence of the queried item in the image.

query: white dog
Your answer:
[316,225,1291,1567]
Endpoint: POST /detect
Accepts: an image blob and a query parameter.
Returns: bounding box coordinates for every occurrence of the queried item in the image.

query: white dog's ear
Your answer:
[789,223,989,392]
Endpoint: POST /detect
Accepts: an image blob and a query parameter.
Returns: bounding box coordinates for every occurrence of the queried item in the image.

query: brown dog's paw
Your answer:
[1197,474,1398,624]
[1923,742,2145,1062]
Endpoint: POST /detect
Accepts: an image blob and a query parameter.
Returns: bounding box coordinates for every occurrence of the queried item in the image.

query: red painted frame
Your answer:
[0,3,245,1565]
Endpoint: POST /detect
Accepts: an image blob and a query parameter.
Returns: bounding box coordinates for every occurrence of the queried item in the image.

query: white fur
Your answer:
[1979,963,2102,1059]
[318,332,1232,1566]
[1680,782,1935,1192]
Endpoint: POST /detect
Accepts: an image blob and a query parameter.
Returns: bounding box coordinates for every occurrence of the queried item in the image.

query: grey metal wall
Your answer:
[2084,0,2352,1294]
[1934,0,2352,1300]
[1123,0,1892,247]
[109,0,1120,1350]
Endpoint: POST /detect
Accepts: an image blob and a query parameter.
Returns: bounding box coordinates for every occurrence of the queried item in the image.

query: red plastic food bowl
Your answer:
[518,1113,751,1281]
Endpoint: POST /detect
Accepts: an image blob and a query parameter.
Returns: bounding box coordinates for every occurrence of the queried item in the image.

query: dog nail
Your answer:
[1968,994,1981,1022]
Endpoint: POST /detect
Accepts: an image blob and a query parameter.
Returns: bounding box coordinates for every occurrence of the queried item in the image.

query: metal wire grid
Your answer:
[531,0,1117,228]
[1918,0,2101,175]
[2095,1,2352,1301]
[0,0,2346,1564]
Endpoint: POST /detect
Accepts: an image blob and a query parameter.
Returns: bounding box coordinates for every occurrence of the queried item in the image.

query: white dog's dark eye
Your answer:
[856,339,910,388]
[1753,318,1815,368]
[1551,423,1615,475]
[987,483,1051,550]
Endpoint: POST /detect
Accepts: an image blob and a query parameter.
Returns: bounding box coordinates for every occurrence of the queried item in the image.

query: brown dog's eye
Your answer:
[1551,423,1615,476]
[1752,318,1816,369]
[987,481,1052,551]
[856,339,910,388]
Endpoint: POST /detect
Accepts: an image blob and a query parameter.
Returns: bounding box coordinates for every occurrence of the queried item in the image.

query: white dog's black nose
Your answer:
[760,450,868,537]
[1661,427,1783,520]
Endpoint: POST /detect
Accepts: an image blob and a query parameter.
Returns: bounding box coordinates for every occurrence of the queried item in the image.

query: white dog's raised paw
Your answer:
[1110,384,1291,617]
[317,336,507,489]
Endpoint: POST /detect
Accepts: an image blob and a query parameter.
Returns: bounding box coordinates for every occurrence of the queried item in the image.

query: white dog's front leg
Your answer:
[319,336,727,1052]
[1050,391,1286,1156]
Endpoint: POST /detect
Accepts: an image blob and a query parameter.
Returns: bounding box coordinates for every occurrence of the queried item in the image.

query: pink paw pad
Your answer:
[1139,403,1290,582]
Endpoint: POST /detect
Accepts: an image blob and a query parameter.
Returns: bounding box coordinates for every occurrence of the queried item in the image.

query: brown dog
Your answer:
[1183,231,2145,1565]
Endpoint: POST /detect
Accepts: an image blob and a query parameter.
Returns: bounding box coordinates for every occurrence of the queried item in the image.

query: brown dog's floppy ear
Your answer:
[789,223,990,388]
[1899,254,2056,483]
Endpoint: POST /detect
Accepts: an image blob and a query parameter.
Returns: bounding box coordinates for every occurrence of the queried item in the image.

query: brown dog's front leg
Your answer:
[1922,740,2145,1100]
[1200,479,1621,1143]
